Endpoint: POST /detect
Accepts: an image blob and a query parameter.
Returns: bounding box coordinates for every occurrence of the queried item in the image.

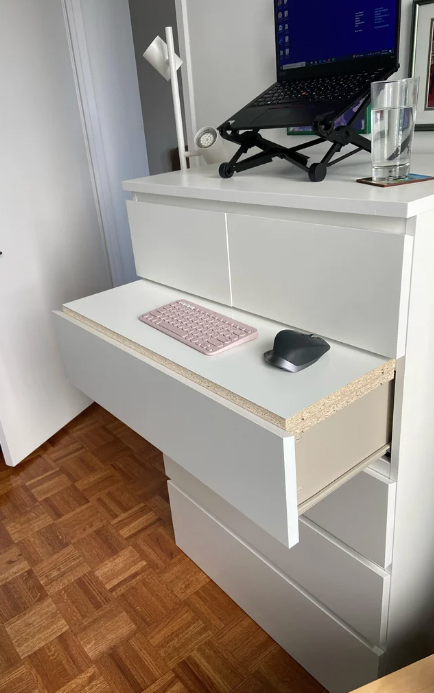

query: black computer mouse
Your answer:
[264,329,330,373]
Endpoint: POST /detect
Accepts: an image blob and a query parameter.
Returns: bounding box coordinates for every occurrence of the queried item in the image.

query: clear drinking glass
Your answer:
[371,78,419,182]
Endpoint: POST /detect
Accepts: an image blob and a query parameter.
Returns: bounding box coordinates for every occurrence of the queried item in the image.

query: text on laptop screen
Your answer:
[276,0,397,70]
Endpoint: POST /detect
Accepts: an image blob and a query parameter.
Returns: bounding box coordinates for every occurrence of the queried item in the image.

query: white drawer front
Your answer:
[127,200,231,304]
[55,312,298,548]
[227,214,412,358]
[166,456,390,646]
[169,483,384,693]
[304,468,396,569]
[55,311,391,551]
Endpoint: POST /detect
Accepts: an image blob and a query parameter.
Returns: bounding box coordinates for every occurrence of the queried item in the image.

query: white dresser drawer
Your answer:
[227,214,413,358]
[54,281,394,551]
[169,482,384,693]
[127,200,231,304]
[165,456,390,646]
[304,468,396,569]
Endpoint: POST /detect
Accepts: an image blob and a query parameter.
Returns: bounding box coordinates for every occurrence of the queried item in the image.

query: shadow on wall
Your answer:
[128,0,186,175]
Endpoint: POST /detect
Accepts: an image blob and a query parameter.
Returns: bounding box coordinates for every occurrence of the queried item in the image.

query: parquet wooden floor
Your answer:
[0,404,327,693]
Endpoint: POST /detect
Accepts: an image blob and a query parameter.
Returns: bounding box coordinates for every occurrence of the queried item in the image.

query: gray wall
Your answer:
[129,0,183,175]
[78,0,149,285]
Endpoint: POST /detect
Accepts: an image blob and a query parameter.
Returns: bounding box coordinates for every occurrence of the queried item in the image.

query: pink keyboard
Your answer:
[139,299,258,355]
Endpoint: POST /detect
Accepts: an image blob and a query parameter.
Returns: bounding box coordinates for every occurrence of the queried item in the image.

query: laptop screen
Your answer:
[276,0,398,71]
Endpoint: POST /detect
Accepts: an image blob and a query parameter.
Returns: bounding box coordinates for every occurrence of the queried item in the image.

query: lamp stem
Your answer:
[165,27,187,172]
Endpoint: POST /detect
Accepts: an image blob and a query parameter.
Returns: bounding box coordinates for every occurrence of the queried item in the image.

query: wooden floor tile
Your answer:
[0,485,38,521]
[43,486,89,521]
[27,630,91,693]
[253,647,324,693]
[0,522,13,552]
[54,667,112,693]
[106,421,155,453]
[119,572,179,631]
[0,474,23,498]
[73,602,136,660]
[146,452,166,477]
[94,546,148,596]
[147,493,173,526]
[34,545,89,595]
[0,569,47,622]
[218,614,278,673]
[134,525,182,570]
[92,485,142,522]
[91,404,119,428]
[232,678,268,693]
[65,404,101,434]
[147,605,211,668]
[74,524,128,570]
[57,504,106,543]
[58,452,105,484]
[112,454,167,500]
[3,505,53,542]
[97,631,169,693]
[0,547,30,589]
[5,597,69,657]
[18,524,69,566]
[76,467,122,500]
[186,581,243,634]
[142,672,189,693]
[174,638,246,693]
[15,455,56,485]
[52,573,112,629]
[27,471,72,502]
[90,439,131,466]
[157,554,209,600]
[0,624,21,674]
[0,663,39,693]
[45,434,87,466]
[112,504,163,542]
[73,424,116,453]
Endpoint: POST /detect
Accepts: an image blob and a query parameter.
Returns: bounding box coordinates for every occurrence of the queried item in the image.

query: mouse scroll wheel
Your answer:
[310,334,320,339]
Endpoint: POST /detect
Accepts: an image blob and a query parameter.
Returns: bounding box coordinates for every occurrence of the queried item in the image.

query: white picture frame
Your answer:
[409,0,434,130]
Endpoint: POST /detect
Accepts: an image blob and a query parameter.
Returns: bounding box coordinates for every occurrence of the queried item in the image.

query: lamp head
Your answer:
[194,127,227,165]
[143,36,183,81]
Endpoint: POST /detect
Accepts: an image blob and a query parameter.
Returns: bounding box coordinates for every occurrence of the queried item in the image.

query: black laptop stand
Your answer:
[218,96,371,183]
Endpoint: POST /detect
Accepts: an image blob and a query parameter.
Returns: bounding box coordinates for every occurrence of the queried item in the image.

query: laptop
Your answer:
[223,0,401,130]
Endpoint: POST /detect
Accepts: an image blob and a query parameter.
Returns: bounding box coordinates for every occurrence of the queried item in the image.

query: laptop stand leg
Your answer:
[218,97,372,182]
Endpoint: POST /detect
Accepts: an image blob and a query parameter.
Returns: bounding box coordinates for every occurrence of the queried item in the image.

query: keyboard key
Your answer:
[209,337,224,347]
[159,321,188,338]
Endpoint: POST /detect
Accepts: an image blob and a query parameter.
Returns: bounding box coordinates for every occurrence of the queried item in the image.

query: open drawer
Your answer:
[54,280,394,549]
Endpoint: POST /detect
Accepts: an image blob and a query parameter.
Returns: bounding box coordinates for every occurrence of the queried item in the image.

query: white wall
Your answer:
[67,0,149,285]
[176,0,433,154]
[0,0,112,464]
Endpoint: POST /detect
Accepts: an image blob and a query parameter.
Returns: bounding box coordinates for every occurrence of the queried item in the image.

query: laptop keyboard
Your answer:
[252,72,372,107]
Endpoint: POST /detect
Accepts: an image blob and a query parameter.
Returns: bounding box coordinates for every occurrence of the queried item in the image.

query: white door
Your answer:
[0,0,112,466]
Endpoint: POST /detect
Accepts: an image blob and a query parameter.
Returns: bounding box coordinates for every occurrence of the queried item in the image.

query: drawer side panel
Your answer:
[304,468,396,569]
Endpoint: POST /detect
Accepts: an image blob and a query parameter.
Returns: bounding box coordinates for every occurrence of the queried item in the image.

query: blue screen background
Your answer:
[276,0,397,70]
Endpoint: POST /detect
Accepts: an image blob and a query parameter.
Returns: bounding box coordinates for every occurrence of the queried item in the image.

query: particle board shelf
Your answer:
[63,279,395,436]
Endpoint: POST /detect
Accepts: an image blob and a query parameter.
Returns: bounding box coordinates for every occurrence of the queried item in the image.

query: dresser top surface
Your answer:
[63,280,393,433]
[123,154,434,219]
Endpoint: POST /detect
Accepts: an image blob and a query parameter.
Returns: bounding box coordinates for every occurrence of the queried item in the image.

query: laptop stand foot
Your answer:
[308,162,328,182]
[219,163,235,179]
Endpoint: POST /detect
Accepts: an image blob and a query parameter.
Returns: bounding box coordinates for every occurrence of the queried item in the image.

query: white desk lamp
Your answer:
[144,28,226,170]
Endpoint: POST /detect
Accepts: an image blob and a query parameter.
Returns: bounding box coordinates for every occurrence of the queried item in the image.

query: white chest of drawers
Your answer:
[55,155,434,693]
